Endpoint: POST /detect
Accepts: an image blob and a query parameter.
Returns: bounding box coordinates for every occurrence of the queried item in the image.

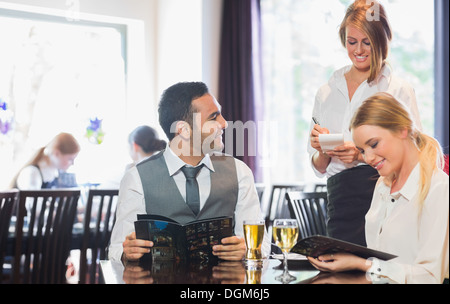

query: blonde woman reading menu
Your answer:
[308,93,449,284]
[308,0,422,246]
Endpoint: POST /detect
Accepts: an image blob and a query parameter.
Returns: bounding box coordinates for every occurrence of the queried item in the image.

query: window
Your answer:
[0,8,128,188]
[260,0,435,184]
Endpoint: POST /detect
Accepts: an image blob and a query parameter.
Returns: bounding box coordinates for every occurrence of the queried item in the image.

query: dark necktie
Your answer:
[180,165,203,216]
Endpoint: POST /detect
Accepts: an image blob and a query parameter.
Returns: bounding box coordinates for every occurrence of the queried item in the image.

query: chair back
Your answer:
[79,189,118,284]
[0,190,19,280]
[255,183,265,203]
[314,183,327,192]
[12,189,80,284]
[286,191,328,239]
[264,183,304,228]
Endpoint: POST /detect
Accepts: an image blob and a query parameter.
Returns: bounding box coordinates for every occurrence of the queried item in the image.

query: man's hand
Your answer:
[122,232,153,263]
[212,236,246,261]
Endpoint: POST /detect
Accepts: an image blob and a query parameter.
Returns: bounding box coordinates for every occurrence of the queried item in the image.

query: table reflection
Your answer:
[299,271,372,284]
[122,258,246,284]
[101,257,375,284]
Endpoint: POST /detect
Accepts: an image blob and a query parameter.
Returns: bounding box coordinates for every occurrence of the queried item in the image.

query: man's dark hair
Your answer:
[158,82,209,141]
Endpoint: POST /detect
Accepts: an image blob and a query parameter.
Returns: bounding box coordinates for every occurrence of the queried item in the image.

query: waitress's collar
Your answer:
[332,64,392,88]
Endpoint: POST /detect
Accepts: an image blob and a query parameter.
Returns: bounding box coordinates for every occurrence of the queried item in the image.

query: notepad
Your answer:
[318,134,344,152]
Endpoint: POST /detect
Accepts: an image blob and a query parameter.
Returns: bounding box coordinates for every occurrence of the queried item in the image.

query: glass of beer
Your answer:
[272,219,299,283]
[243,220,265,262]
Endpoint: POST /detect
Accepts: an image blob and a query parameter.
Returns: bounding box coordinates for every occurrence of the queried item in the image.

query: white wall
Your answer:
[0,0,223,187]
[202,0,223,98]
[155,0,223,99]
[155,0,202,98]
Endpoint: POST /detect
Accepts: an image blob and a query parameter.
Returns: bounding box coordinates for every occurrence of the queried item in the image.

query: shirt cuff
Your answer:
[366,258,405,284]
[366,258,391,284]
[108,244,124,263]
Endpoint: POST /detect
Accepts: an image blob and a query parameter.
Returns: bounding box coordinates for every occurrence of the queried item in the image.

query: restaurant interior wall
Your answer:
[0,0,223,189]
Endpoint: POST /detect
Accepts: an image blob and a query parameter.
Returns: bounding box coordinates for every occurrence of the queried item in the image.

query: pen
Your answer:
[312,117,320,125]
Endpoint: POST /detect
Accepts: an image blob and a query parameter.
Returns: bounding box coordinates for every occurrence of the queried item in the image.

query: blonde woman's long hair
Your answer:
[350,93,444,210]
[339,0,393,83]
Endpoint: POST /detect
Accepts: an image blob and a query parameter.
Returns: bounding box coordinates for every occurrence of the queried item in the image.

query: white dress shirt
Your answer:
[16,165,58,190]
[365,164,449,284]
[307,65,422,178]
[108,146,271,262]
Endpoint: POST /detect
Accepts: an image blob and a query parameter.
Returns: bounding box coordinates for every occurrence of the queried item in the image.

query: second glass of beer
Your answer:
[243,220,265,261]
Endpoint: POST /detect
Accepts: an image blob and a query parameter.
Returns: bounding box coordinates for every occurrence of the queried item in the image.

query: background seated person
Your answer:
[10,132,80,190]
[126,125,166,169]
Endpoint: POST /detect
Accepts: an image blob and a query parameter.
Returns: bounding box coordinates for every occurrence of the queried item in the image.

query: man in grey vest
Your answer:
[109,82,269,264]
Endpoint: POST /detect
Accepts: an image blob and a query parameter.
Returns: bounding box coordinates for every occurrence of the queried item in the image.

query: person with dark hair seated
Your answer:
[109,82,270,263]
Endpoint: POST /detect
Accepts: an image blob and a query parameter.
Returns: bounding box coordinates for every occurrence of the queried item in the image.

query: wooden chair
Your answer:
[286,191,328,239]
[262,184,304,254]
[12,189,80,284]
[314,183,327,192]
[255,183,265,203]
[0,190,19,281]
[263,183,304,228]
[78,189,118,284]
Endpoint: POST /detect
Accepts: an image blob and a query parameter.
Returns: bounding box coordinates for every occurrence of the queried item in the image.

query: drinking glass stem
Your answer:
[283,251,289,273]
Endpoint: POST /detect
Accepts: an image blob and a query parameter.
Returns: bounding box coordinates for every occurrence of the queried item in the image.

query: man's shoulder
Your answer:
[210,151,234,160]
[210,152,240,166]
[210,152,252,172]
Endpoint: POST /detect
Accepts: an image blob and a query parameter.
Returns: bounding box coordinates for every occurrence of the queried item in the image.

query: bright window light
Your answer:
[0,11,128,188]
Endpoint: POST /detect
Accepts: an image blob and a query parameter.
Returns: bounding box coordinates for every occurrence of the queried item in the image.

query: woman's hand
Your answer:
[310,124,332,173]
[307,252,371,273]
[310,124,330,154]
[326,141,362,164]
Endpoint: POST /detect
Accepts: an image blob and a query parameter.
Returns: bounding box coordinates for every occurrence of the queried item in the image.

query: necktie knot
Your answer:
[180,165,203,179]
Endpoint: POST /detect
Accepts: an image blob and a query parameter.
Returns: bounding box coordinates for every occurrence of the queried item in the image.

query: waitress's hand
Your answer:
[310,124,330,154]
[310,124,332,174]
[326,141,362,164]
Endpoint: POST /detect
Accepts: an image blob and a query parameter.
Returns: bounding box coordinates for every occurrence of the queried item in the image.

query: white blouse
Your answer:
[365,164,449,284]
[307,65,423,178]
[16,165,58,190]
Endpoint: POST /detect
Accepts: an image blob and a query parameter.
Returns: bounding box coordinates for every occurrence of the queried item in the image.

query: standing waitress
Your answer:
[308,0,422,246]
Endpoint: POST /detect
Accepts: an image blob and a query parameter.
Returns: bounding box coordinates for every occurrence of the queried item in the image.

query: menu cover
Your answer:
[134,215,233,261]
[290,235,397,261]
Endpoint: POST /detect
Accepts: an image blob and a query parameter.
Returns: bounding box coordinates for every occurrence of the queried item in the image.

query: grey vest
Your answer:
[136,151,239,225]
